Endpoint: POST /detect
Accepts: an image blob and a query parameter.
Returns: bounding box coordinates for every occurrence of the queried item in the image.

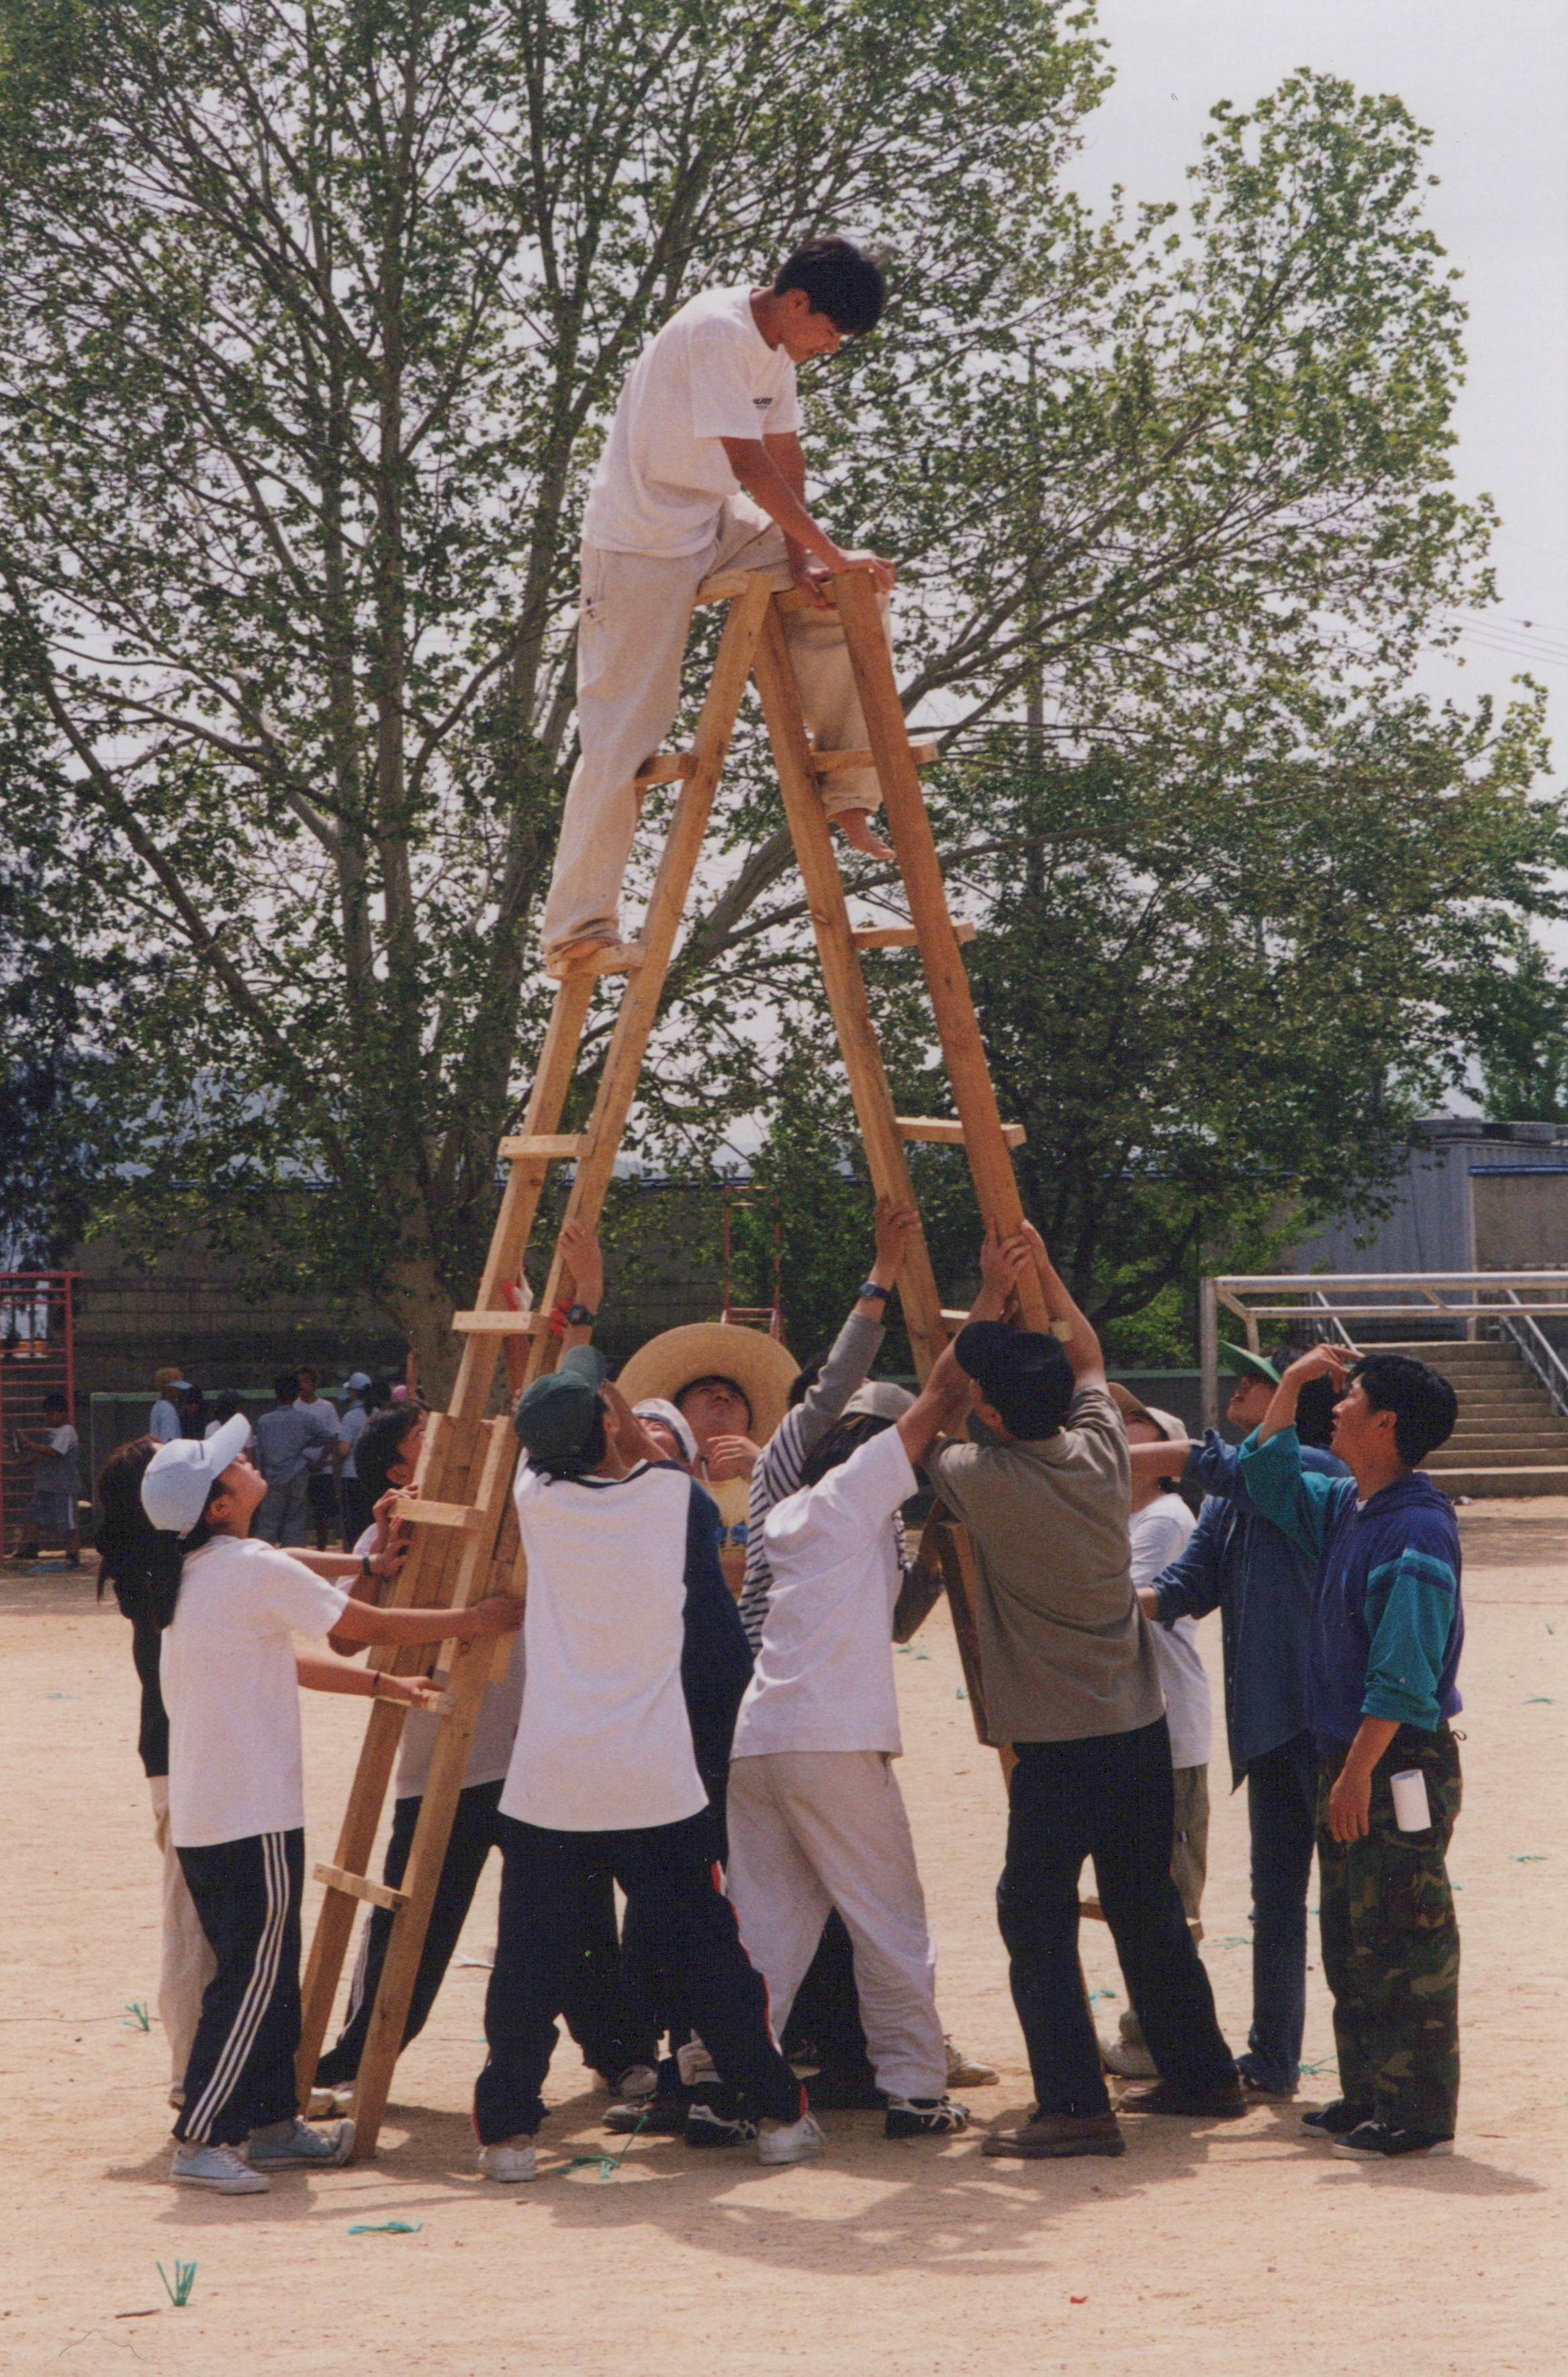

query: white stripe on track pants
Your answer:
[725,1750,946,2101]
[173,1828,304,2147]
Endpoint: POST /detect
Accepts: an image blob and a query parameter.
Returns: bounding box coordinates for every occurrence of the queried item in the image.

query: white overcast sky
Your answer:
[1069,0,1568,723]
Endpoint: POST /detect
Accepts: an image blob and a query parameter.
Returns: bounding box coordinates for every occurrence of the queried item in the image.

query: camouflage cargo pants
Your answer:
[1317,1723,1461,2137]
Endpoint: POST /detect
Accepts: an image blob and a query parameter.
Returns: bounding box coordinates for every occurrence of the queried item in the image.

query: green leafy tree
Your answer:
[1457,937,1568,1124]
[0,8,1512,1383]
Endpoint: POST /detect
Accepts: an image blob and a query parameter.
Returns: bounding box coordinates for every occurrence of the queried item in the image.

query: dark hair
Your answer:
[800,1410,894,1489]
[955,1321,1076,1442]
[273,1369,299,1403]
[355,1402,424,1508]
[773,236,884,336]
[536,1401,608,1483]
[676,1374,753,1430]
[1294,1373,1337,1451]
[1350,1353,1458,1468]
[44,1390,68,1415]
[95,1436,222,1629]
[212,1389,244,1428]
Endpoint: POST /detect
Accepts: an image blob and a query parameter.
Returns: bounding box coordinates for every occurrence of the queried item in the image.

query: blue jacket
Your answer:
[1235,1428,1463,1751]
[1156,1433,1349,1784]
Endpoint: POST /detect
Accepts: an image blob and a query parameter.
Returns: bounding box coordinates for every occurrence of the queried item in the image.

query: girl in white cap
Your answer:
[134,1416,522,2194]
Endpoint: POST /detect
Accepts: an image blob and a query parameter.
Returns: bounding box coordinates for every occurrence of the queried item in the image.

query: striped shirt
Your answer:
[739,1309,886,1652]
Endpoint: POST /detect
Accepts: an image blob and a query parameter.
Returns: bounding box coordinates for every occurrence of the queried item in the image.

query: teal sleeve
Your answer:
[1363,1550,1459,1730]
[1234,1426,1335,1556]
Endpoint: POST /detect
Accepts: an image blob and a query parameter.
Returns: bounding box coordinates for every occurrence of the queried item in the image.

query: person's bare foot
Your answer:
[835,810,897,863]
[544,936,645,980]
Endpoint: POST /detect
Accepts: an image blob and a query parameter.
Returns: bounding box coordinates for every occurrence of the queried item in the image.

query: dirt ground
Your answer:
[3,1500,1565,2377]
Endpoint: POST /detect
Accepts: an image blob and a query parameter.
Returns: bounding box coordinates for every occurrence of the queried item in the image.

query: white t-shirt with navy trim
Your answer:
[500,1460,706,1832]
[582,284,803,558]
[161,1536,348,1847]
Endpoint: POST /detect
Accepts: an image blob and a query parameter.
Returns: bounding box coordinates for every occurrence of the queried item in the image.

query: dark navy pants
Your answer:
[175,1828,303,2147]
[1240,1730,1318,2093]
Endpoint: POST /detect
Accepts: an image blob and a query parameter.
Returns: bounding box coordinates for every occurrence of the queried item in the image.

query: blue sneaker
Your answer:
[171,2141,270,2194]
[247,2116,355,2168]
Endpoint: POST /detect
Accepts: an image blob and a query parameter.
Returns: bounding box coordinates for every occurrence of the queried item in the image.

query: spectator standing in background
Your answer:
[335,1373,375,1546]
[175,1383,207,1440]
[12,1390,82,1568]
[295,1366,347,1550]
[149,1369,186,1444]
[253,1372,339,1548]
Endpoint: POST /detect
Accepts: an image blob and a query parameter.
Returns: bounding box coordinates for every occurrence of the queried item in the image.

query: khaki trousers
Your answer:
[540,498,889,958]
[150,1775,218,2090]
[725,1749,946,2101]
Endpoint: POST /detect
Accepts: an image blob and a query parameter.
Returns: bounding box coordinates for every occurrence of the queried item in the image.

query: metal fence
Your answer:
[1199,1270,1568,1428]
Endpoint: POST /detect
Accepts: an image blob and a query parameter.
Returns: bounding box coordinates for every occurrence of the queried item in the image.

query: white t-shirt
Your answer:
[581,284,803,558]
[500,1460,706,1832]
[36,1424,79,1494]
[340,1526,528,1801]
[733,1425,915,1761]
[1129,1494,1211,1771]
[161,1536,349,1847]
[204,1415,259,1455]
[150,1397,181,1444]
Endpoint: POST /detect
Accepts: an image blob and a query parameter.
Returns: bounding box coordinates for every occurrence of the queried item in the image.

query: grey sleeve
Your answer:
[790,1308,885,1462]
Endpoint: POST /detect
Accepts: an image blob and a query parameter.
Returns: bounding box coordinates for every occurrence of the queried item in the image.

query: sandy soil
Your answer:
[3,1499,1565,2377]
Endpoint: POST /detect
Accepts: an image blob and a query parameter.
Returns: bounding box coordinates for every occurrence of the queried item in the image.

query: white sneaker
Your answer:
[477,2136,537,2182]
[171,2141,271,2194]
[307,2084,356,2118]
[944,2037,999,2088]
[1100,2035,1158,2080]
[757,2111,824,2167]
[247,2116,355,2168]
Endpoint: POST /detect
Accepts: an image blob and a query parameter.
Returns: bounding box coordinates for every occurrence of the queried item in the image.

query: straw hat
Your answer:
[616,1323,800,1445]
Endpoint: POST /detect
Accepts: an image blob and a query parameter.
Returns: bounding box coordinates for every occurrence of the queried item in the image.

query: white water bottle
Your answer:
[1391,1768,1431,1831]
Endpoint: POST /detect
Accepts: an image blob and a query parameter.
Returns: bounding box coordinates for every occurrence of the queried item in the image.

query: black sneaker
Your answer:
[806,2067,886,2112]
[684,2090,758,2149]
[604,2091,686,2136]
[1301,2098,1371,2136]
[1330,2122,1454,2161]
[884,2095,971,2139]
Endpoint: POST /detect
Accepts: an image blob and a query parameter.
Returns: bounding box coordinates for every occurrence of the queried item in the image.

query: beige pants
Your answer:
[540,497,888,958]
[725,1749,946,2101]
[150,1776,218,2090]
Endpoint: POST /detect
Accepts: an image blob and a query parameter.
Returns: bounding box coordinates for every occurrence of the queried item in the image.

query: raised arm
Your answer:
[1019,1222,1104,1389]
[720,434,894,591]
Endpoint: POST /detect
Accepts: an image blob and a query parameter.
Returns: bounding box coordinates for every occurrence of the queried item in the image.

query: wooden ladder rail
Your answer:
[295,575,774,2157]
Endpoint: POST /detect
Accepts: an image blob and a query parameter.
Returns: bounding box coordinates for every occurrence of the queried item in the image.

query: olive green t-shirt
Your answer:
[929,1383,1164,1746]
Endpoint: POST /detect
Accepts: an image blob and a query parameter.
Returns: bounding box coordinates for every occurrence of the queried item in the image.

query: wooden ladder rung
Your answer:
[897,1115,1027,1149]
[813,739,939,774]
[694,571,752,605]
[449,1309,542,1335]
[315,1862,409,1913]
[396,1497,486,1531]
[497,1133,586,1161]
[635,753,697,785]
[851,921,976,950]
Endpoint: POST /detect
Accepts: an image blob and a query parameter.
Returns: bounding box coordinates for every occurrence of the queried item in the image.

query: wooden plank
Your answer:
[521,575,776,1385]
[450,1309,544,1334]
[314,1863,409,1913]
[851,921,975,949]
[694,571,752,604]
[635,753,696,784]
[897,1115,1026,1149]
[391,1497,483,1532]
[813,739,939,774]
[496,1133,585,1160]
[750,601,950,1382]
[831,567,1048,1332]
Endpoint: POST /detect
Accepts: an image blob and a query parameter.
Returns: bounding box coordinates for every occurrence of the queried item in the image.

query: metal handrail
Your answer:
[1197,1270,1568,1427]
[1496,1289,1568,1424]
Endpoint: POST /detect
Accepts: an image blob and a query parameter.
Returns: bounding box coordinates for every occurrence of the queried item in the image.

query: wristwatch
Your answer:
[565,1302,597,1327]
[856,1280,891,1303]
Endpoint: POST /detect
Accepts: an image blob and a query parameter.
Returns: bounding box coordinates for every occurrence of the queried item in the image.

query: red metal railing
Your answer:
[0,1273,79,1556]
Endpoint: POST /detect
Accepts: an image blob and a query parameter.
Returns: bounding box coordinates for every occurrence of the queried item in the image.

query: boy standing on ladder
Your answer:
[541,235,897,974]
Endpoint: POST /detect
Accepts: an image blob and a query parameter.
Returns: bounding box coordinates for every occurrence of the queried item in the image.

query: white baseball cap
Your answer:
[140,1413,253,1535]
[633,1397,699,1464]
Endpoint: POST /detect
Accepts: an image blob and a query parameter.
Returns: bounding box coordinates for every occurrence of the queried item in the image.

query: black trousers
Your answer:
[475,1811,804,2143]
[1241,1730,1319,2092]
[175,1828,304,2147]
[782,1908,874,2078]
[998,1719,1236,2117]
[316,1778,643,2087]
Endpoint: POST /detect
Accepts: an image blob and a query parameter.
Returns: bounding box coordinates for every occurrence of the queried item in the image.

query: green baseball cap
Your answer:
[1218,1340,1279,1387]
[512,1344,610,1466]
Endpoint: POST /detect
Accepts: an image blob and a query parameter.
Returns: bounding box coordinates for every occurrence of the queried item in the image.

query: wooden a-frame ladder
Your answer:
[296,563,1049,2159]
